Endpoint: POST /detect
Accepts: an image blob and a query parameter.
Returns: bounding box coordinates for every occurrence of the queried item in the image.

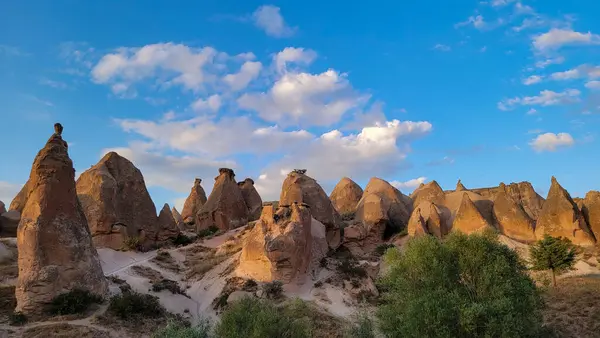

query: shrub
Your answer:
[337,259,367,278]
[197,226,220,238]
[122,236,141,250]
[345,313,375,338]
[242,279,258,291]
[530,235,578,287]
[48,289,103,315]
[108,291,164,319]
[153,318,212,338]
[374,243,395,257]
[262,280,284,299]
[340,212,355,221]
[172,233,196,246]
[377,232,544,338]
[215,297,310,338]
[9,311,27,326]
[152,279,188,297]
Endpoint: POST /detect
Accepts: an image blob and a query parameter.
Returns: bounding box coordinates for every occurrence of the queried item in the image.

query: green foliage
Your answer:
[172,233,196,246]
[9,311,27,326]
[108,291,164,319]
[215,297,310,338]
[262,280,284,299]
[530,235,578,286]
[48,288,103,315]
[340,212,355,221]
[242,279,258,291]
[345,313,375,338]
[374,243,395,257]
[153,319,212,338]
[377,232,544,338]
[197,226,220,238]
[123,236,141,250]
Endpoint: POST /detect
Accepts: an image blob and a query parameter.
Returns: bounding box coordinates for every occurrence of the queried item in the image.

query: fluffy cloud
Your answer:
[490,0,516,7]
[455,15,487,30]
[191,94,222,112]
[238,69,369,127]
[529,132,574,152]
[274,47,317,73]
[223,61,262,91]
[498,89,580,110]
[0,181,22,206]
[585,81,600,90]
[433,44,451,52]
[252,5,296,38]
[533,29,600,52]
[550,64,600,81]
[523,75,543,85]
[390,177,427,192]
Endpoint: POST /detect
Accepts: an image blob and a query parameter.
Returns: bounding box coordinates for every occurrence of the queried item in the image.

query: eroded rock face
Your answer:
[181,178,207,225]
[238,178,263,222]
[471,182,544,220]
[407,202,448,239]
[156,203,180,242]
[452,192,493,234]
[0,201,5,214]
[535,177,595,246]
[16,130,107,316]
[329,177,363,216]
[492,184,536,242]
[1,199,20,236]
[76,152,158,250]
[171,207,186,231]
[411,181,445,208]
[456,179,467,191]
[196,168,248,231]
[237,203,328,283]
[581,191,600,242]
[279,170,341,249]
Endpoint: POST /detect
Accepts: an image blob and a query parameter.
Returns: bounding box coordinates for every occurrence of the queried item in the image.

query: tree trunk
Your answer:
[551,269,556,287]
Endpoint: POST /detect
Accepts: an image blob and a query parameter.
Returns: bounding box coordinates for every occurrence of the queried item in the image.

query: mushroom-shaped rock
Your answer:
[456,179,467,191]
[237,203,328,283]
[196,168,249,231]
[411,180,445,207]
[329,177,363,216]
[181,178,207,225]
[581,191,600,240]
[451,192,493,234]
[238,178,263,222]
[492,185,536,242]
[16,129,107,317]
[535,177,595,246]
[76,152,158,250]
[156,203,181,243]
[279,170,342,249]
[171,207,186,231]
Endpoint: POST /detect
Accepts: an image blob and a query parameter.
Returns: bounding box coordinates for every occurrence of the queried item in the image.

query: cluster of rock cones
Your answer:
[1,123,600,318]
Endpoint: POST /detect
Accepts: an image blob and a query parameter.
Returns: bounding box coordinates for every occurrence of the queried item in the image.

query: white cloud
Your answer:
[513,2,534,15]
[455,15,487,30]
[490,0,516,7]
[390,177,427,192]
[433,44,451,52]
[550,65,600,81]
[238,69,369,127]
[523,75,543,85]
[533,29,600,52]
[223,61,262,91]
[274,47,317,73]
[498,89,581,110]
[526,108,538,115]
[191,94,222,112]
[0,181,22,206]
[252,5,296,38]
[585,81,600,90]
[535,56,565,69]
[529,132,574,152]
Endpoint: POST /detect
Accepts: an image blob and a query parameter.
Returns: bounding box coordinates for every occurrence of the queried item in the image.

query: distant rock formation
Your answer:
[456,179,467,191]
[329,177,363,216]
[181,178,207,225]
[411,181,445,208]
[344,177,411,254]
[156,203,180,242]
[238,178,263,221]
[535,177,595,246]
[279,170,342,249]
[492,183,536,242]
[408,202,449,239]
[76,152,158,250]
[452,192,493,234]
[237,202,328,283]
[0,201,5,214]
[580,191,600,242]
[0,200,20,237]
[470,182,544,220]
[16,126,107,316]
[171,207,186,231]
[196,168,248,231]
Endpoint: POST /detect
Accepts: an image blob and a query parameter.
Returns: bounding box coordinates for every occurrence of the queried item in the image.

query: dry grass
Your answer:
[282,298,348,338]
[151,251,182,273]
[130,265,163,281]
[543,276,600,337]
[182,243,234,280]
[22,323,110,338]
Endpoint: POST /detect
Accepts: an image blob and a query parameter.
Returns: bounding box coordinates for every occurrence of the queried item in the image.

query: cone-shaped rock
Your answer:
[0,201,5,214]
[279,170,341,249]
[456,179,467,191]
[172,207,186,231]
[407,202,448,238]
[411,180,445,207]
[156,203,180,242]
[237,202,328,283]
[493,184,536,242]
[580,191,600,242]
[196,168,248,231]
[76,152,158,250]
[471,182,544,220]
[329,177,363,216]
[238,178,263,221]
[535,177,595,246]
[181,178,207,225]
[16,128,107,316]
[452,192,492,234]
[427,203,448,238]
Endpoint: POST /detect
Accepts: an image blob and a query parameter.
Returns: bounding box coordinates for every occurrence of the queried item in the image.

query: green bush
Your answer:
[197,226,220,238]
[153,318,212,338]
[172,233,196,246]
[215,297,310,338]
[242,279,258,291]
[9,311,27,326]
[530,235,578,287]
[337,259,367,278]
[108,291,164,319]
[374,243,395,257]
[377,231,544,338]
[48,288,103,315]
[262,280,284,299]
[122,236,141,250]
[345,313,375,338]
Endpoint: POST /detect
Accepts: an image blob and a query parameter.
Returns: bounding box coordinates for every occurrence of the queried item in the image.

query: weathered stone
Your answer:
[411,180,445,208]
[535,177,595,246]
[452,192,493,234]
[16,129,107,316]
[0,200,5,215]
[156,203,180,242]
[238,178,263,222]
[76,152,158,250]
[329,177,363,216]
[171,207,186,231]
[0,210,19,237]
[470,182,544,220]
[581,191,600,242]
[407,202,449,239]
[181,178,207,225]
[279,170,341,249]
[456,179,467,191]
[492,183,536,242]
[196,168,248,231]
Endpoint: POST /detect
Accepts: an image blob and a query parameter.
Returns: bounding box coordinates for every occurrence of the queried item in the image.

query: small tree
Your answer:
[530,235,577,287]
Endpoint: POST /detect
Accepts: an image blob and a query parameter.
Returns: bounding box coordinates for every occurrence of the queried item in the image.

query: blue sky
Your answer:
[1,0,599,211]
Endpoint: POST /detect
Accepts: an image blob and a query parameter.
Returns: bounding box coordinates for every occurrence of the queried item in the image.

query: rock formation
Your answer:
[411,180,445,208]
[469,182,544,220]
[238,178,263,221]
[156,203,181,242]
[279,170,341,249]
[451,192,493,234]
[196,168,248,231]
[181,178,207,225]
[329,177,363,216]
[408,202,448,238]
[0,200,19,237]
[492,183,536,242]
[456,179,467,191]
[237,202,328,283]
[171,207,186,231]
[16,126,107,316]
[344,177,411,254]
[0,201,5,214]
[76,152,158,250]
[580,191,600,242]
[535,177,595,246]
